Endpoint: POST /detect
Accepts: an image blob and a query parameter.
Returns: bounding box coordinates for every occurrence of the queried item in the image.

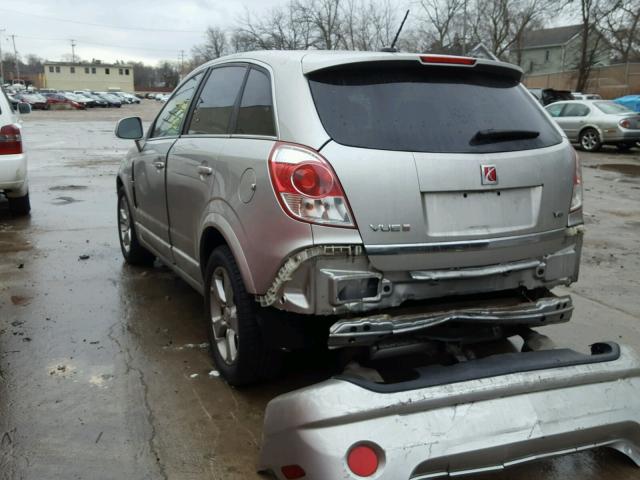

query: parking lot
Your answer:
[0,103,639,479]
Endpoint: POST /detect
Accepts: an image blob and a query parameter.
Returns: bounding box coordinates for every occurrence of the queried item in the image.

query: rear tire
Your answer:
[204,246,282,386]
[579,128,601,152]
[117,188,154,266]
[8,192,31,216]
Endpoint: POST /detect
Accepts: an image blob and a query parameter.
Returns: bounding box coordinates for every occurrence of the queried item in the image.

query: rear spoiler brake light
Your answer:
[419,55,476,66]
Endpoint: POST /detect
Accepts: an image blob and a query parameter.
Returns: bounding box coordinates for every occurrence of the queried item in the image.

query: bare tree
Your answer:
[601,0,640,62]
[234,3,314,51]
[575,0,622,91]
[341,0,399,50]
[296,0,344,49]
[419,0,464,53]
[192,26,228,65]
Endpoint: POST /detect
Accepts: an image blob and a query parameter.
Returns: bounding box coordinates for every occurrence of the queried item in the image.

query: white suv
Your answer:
[0,87,30,215]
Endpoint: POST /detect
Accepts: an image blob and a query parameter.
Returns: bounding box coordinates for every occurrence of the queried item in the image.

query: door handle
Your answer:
[197,165,213,176]
[152,161,165,170]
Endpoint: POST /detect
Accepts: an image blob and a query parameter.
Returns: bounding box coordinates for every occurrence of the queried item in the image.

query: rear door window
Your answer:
[187,65,247,135]
[234,68,276,137]
[308,62,562,153]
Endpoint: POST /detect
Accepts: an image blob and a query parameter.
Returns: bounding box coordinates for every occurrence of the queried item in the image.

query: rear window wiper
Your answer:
[470,129,540,145]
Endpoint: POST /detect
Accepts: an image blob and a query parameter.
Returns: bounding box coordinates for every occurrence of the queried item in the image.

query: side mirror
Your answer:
[115,117,143,140]
[18,102,31,114]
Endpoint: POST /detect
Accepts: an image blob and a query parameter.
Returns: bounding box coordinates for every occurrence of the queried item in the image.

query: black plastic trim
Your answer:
[335,342,620,394]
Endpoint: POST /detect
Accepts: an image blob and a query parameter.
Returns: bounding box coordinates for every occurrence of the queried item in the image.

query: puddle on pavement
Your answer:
[49,185,88,191]
[52,196,82,205]
[593,163,640,176]
[0,232,33,252]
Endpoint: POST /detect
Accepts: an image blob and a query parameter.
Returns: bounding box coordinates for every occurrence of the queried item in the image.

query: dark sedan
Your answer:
[92,92,122,108]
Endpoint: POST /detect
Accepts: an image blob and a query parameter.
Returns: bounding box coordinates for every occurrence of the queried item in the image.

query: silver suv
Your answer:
[115,51,584,385]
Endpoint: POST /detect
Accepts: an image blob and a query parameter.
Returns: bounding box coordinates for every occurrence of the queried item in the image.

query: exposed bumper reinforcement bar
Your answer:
[259,342,640,479]
[410,259,543,281]
[328,294,573,348]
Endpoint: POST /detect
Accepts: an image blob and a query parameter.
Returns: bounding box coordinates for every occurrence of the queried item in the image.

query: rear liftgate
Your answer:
[259,329,640,479]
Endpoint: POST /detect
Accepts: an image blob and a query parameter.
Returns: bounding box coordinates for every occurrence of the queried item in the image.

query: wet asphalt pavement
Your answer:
[1,102,640,480]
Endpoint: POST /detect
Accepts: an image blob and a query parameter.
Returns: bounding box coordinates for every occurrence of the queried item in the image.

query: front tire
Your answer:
[204,246,282,386]
[8,192,31,216]
[117,188,154,265]
[580,128,601,152]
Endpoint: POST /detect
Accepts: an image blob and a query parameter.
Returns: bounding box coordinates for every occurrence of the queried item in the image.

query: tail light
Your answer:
[619,119,631,129]
[0,124,23,155]
[347,444,380,477]
[268,142,355,228]
[570,148,582,212]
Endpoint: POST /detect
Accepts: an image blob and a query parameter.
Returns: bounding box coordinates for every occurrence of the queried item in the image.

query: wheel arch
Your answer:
[578,124,603,140]
[199,217,257,294]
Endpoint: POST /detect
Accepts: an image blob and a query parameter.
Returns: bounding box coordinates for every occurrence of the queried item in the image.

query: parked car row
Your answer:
[143,92,170,102]
[6,89,142,111]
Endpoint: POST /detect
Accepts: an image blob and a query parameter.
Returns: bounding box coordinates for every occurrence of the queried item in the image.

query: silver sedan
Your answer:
[545,99,640,152]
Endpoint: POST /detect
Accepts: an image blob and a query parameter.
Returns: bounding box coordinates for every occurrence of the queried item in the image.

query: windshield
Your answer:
[308,62,562,153]
[594,101,632,114]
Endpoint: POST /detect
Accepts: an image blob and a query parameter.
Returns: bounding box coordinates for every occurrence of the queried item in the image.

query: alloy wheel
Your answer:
[581,130,598,151]
[209,266,239,365]
[118,195,132,254]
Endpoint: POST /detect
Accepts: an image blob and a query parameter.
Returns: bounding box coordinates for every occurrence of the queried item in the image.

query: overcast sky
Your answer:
[0,0,283,65]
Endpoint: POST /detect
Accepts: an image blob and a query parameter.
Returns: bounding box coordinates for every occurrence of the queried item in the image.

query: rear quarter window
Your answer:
[308,62,562,154]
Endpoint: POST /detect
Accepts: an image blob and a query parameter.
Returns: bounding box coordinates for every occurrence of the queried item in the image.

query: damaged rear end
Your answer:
[259,54,583,345]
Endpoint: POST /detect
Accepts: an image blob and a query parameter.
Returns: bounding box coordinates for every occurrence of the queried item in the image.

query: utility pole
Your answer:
[462,0,468,55]
[179,50,185,77]
[71,39,77,63]
[10,34,19,80]
[0,29,5,84]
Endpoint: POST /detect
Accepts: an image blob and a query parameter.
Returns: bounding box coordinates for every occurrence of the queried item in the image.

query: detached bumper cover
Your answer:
[259,343,640,479]
[329,293,573,348]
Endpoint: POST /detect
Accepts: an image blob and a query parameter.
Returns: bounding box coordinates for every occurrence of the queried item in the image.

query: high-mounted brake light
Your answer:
[0,124,23,155]
[570,148,582,212]
[419,54,476,66]
[347,444,380,477]
[268,142,355,228]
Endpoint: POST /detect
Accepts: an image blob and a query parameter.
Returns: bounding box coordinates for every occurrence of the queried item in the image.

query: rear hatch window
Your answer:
[308,62,562,153]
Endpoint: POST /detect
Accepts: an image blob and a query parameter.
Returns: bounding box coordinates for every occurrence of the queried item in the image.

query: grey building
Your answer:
[516,24,610,75]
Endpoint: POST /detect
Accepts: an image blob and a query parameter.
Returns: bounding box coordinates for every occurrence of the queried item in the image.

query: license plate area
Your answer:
[423,186,542,237]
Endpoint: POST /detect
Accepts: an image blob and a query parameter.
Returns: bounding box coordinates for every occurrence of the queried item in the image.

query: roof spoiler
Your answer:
[302,53,523,82]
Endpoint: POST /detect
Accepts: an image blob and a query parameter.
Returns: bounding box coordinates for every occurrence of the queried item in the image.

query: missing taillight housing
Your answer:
[0,124,23,155]
[419,54,476,66]
[570,148,582,212]
[268,142,355,228]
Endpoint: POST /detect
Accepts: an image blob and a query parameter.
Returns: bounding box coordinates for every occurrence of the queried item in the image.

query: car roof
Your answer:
[547,99,610,106]
[196,50,523,78]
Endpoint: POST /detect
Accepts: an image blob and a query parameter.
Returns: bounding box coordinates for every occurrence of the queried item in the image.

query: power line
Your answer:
[12,34,184,54]
[0,7,203,33]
